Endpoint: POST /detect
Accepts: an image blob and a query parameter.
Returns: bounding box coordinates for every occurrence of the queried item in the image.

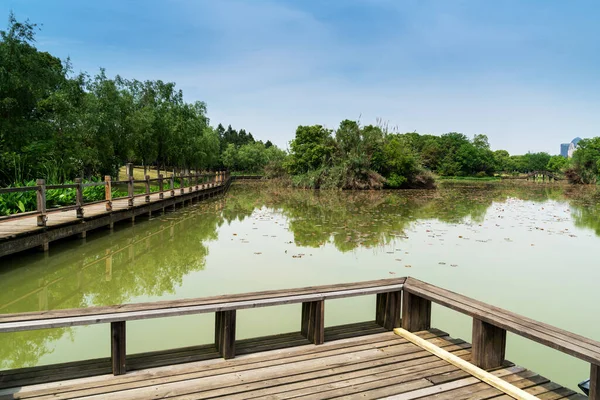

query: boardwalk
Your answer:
[0,328,585,400]
[0,172,231,258]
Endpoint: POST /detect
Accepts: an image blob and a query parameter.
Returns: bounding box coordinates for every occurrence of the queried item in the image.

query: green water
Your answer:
[1,181,600,391]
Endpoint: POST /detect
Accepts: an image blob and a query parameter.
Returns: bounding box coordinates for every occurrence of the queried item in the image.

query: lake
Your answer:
[1,181,599,391]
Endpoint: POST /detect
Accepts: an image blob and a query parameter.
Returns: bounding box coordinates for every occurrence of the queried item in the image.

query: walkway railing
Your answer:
[0,165,228,223]
[0,277,598,397]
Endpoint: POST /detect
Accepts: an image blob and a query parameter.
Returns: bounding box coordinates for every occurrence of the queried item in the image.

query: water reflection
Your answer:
[1,181,600,370]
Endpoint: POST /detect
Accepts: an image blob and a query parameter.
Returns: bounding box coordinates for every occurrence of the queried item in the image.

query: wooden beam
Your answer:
[472,318,506,369]
[111,321,126,375]
[36,179,46,227]
[104,175,112,211]
[301,300,324,345]
[402,290,431,332]
[75,178,84,218]
[144,175,150,202]
[376,291,402,330]
[591,364,600,400]
[215,310,236,359]
[394,328,539,400]
[0,283,405,332]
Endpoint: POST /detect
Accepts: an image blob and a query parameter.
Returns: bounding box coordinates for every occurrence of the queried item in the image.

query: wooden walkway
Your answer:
[0,175,231,258]
[0,278,597,399]
[0,328,585,399]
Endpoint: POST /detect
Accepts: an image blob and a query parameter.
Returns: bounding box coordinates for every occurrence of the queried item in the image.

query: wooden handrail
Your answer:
[402,277,600,399]
[0,278,406,327]
[0,277,403,374]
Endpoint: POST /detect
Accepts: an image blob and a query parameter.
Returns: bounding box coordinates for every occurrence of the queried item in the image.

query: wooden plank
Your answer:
[394,328,539,400]
[30,334,465,400]
[111,321,126,375]
[384,366,526,400]
[402,290,431,332]
[472,317,507,369]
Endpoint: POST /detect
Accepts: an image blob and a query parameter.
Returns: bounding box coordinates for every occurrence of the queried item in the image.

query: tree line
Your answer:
[3,14,599,190]
[0,14,283,186]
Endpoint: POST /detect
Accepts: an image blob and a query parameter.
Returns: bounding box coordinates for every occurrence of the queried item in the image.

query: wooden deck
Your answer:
[0,175,231,258]
[0,328,585,400]
[1,278,597,399]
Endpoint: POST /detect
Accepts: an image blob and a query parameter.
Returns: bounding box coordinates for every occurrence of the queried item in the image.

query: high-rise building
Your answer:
[560,137,583,158]
[560,143,570,158]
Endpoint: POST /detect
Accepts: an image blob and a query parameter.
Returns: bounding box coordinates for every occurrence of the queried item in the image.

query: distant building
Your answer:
[560,137,582,158]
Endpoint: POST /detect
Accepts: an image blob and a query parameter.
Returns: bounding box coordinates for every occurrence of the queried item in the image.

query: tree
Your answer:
[546,155,568,173]
[569,137,600,183]
[286,125,335,174]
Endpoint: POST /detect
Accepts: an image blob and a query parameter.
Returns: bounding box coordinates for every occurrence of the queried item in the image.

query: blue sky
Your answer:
[2,0,599,154]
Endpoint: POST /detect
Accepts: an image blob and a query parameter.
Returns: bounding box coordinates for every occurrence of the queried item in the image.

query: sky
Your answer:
[1,0,599,154]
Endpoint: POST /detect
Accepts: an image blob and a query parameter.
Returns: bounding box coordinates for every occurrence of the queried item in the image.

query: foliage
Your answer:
[568,137,600,184]
[0,14,283,186]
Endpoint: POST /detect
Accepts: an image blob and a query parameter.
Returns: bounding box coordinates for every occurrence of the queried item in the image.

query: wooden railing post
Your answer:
[590,364,600,400]
[127,176,134,207]
[104,176,112,211]
[144,175,150,202]
[111,321,126,375]
[127,163,134,207]
[301,300,324,345]
[195,173,199,191]
[215,310,236,359]
[75,178,84,218]
[472,318,506,369]
[158,174,164,200]
[170,175,175,197]
[376,291,401,330]
[36,179,47,227]
[401,291,431,332]
[188,174,193,193]
[180,173,185,195]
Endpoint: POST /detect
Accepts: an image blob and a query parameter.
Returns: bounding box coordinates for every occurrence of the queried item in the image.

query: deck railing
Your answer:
[0,277,598,398]
[0,164,229,223]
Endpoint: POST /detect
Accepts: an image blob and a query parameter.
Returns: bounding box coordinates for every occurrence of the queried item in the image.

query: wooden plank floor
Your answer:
[0,327,586,400]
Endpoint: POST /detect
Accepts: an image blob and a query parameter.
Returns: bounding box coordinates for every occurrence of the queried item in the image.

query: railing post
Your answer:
[145,175,150,202]
[158,174,164,200]
[111,321,126,375]
[472,318,506,369]
[128,175,134,207]
[105,176,112,211]
[36,179,47,227]
[301,300,324,345]
[401,291,431,332]
[376,291,401,330]
[215,310,236,359]
[180,173,185,195]
[590,364,600,400]
[195,173,199,191]
[75,178,84,218]
[170,175,175,197]
[188,174,193,193]
[127,163,134,207]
